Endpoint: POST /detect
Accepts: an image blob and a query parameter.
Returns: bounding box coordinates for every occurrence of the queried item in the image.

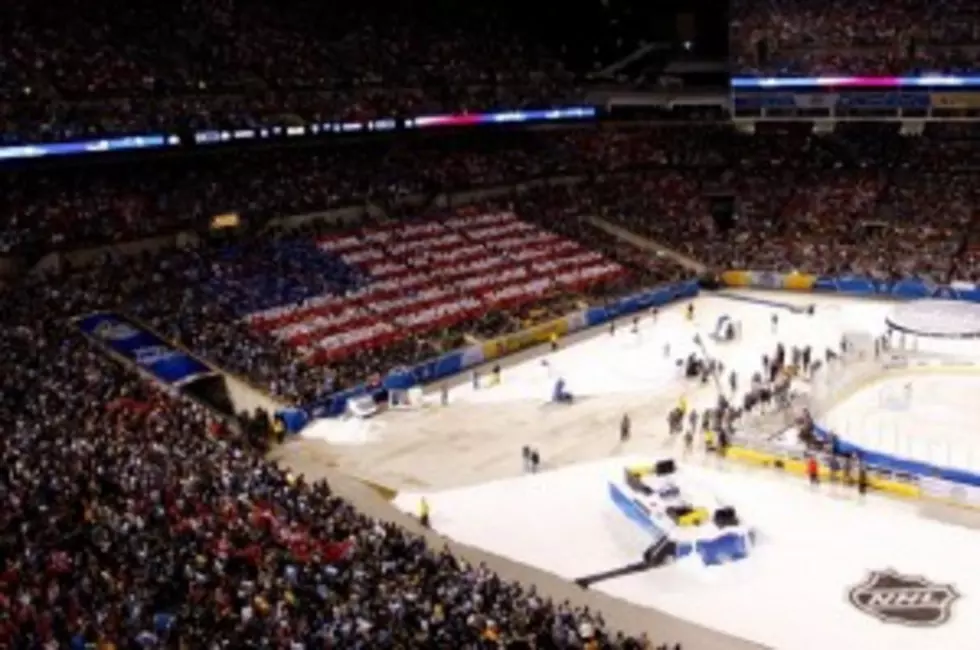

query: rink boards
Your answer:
[721,269,980,511]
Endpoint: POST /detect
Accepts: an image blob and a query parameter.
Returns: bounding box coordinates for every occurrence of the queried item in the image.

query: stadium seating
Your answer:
[238,212,627,365]
[0,264,667,649]
[9,105,980,649]
[0,0,580,145]
[731,0,980,76]
[21,2,980,647]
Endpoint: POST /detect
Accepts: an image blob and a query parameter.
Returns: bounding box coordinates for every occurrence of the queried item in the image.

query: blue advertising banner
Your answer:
[384,346,484,391]
[583,280,699,326]
[733,90,931,111]
[76,312,216,386]
[811,275,980,302]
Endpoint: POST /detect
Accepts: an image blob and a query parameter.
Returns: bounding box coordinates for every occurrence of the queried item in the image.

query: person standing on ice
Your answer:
[489,363,501,386]
[620,413,631,442]
[418,497,431,528]
[807,455,819,486]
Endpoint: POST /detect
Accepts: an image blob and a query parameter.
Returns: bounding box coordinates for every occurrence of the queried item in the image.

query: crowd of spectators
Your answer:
[731,0,980,76]
[10,107,980,649]
[1,257,675,648]
[586,124,980,282]
[0,130,592,258]
[0,0,582,145]
[114,199,684,404]
[8,123,980,269]
[8,122,980,400]
[16,1,980,646]
[0,125,803,259]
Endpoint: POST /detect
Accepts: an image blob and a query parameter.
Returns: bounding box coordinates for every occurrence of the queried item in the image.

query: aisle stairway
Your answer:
[586,216,707,273]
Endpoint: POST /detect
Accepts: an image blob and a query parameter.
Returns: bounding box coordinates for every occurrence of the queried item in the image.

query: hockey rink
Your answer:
[305,290,908,490]
[393,456,980,650]
[294,288,980,647]
[823,373,980,474]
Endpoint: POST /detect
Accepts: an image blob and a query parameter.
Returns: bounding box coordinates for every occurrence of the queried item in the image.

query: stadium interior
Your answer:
[3,0,980,648]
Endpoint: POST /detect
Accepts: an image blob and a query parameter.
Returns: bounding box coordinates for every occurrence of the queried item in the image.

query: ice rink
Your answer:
[393,456,980,650]
[823,373,980,473]
[290,288,980,648]
[305,289,901,490]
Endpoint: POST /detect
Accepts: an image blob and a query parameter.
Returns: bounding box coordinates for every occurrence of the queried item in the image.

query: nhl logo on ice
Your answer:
[848,569,959,627]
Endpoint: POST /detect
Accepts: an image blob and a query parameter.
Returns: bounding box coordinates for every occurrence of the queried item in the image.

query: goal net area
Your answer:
[806,330,902,417]
[805,329,942,419]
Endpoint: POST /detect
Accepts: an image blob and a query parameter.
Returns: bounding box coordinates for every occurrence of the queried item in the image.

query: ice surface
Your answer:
[299,289,980,647]
[824,374,980,473]
[394,456,980,650]
[449,291,873,411]
[304,291,903,489]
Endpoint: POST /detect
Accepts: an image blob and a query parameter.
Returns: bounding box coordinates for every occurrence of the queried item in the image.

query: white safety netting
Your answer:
[736,333,905,443]
[807,355,886,416]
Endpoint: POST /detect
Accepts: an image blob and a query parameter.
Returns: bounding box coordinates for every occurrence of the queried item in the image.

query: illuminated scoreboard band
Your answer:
[731,75,980,120]
[731,75,980,89]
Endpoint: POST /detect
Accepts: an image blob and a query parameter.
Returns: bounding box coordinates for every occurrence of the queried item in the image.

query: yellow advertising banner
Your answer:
[931,92,980,108]
[783,272,817,291]
[720,270,752,287]
[726,446,920,499]
[481,318,569,360]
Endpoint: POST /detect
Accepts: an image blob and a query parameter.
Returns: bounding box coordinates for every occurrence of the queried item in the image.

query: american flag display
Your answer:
[244,211,626,364]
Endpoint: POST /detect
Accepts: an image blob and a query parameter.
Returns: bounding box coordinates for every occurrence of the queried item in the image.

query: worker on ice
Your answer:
[620,413,631,442]
[807,455,819,486]
[704,428,716,454]
[686,303,695,321]
[418,497,431,528]
[552,377,573,404]
[550,331,559,352]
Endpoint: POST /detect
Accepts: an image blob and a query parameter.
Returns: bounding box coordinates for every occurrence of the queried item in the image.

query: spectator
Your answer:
[731,0,980,76]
